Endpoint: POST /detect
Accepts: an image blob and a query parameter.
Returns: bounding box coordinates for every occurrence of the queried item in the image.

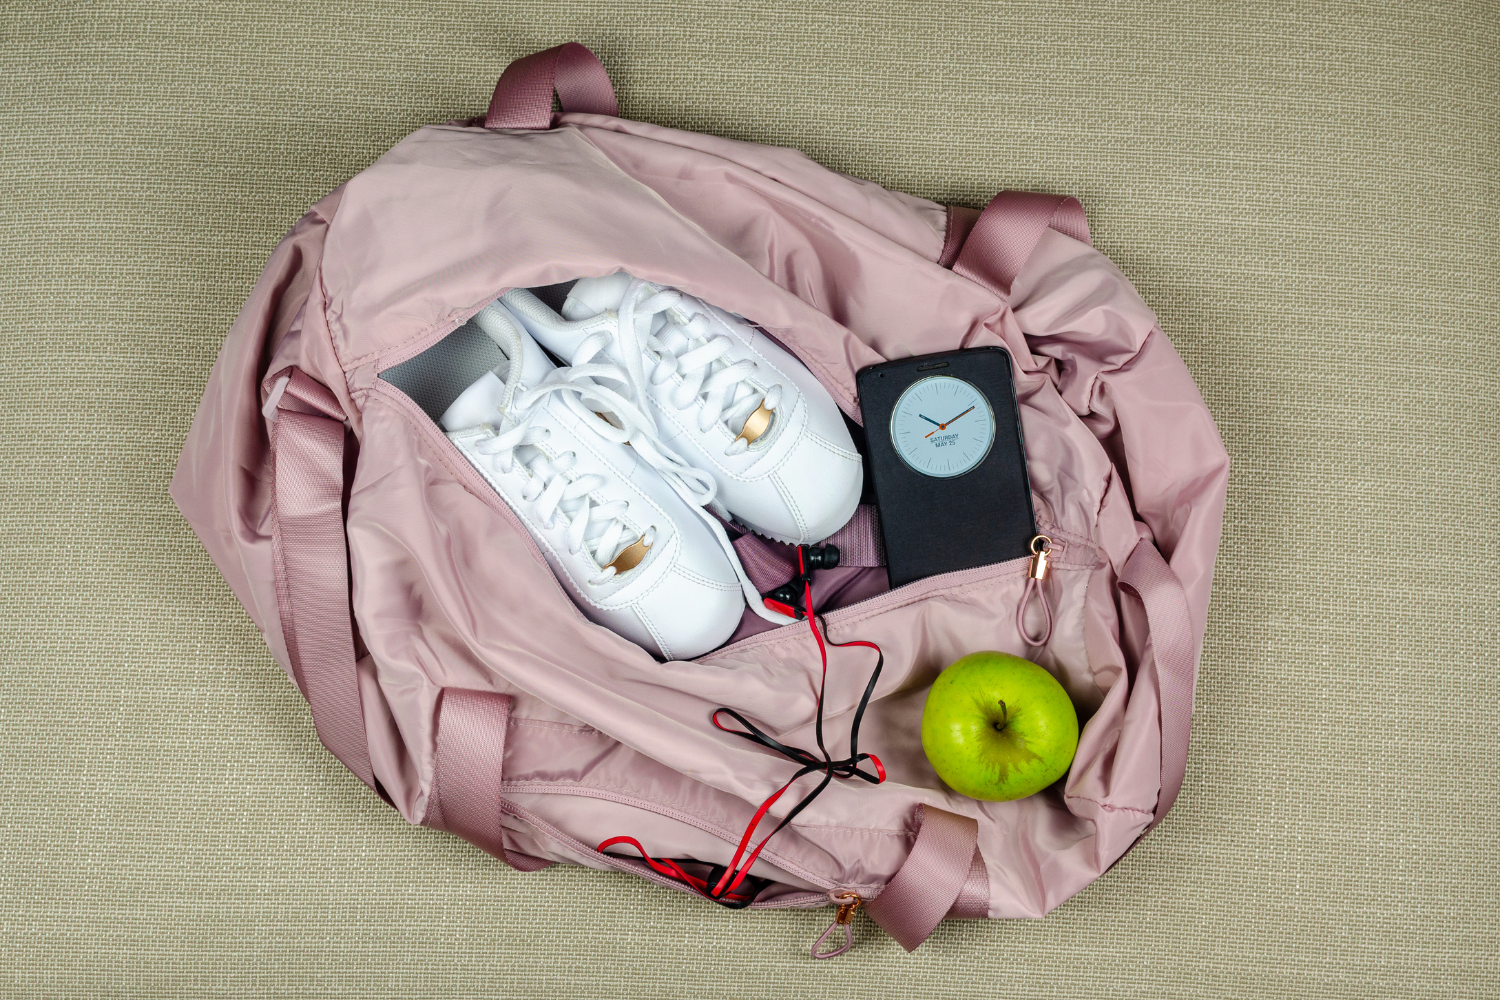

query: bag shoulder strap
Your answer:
[266,367,375,790]
[1120,537,1198,828]
[486,42,618,131]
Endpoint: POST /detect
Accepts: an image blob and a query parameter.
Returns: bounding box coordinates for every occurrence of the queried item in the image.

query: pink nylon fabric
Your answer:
[171,44,1230,949]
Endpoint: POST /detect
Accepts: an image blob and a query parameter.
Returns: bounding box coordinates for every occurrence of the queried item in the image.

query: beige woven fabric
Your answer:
[1,1,1495,996]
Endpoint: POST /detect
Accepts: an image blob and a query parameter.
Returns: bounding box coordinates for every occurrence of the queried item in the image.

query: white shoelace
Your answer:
[475,374,655,586]
[530,345,798,627]
[572,279,784,457]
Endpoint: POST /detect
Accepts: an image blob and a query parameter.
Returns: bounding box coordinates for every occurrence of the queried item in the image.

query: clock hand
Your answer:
[943,406,976,426]
[919,414,943,428]
[924,405,976,438]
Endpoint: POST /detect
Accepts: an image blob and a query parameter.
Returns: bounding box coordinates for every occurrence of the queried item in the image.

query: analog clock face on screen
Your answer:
[889,375,996,479]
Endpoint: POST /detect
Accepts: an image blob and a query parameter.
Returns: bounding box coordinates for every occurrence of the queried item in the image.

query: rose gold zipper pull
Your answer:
[1028,534,1052,581]
[811,891,862,960]
[1018,535,1054,647]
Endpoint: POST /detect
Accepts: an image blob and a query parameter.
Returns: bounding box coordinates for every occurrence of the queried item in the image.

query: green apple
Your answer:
[920,652,1079,801]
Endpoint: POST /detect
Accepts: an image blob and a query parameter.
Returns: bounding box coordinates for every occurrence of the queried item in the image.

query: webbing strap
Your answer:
[424,688,554,871]
[863,805,982,951]
[1119,538,1199,828]
[951,190,1091,296]
[485,42,618,131]
[268,367,374,790]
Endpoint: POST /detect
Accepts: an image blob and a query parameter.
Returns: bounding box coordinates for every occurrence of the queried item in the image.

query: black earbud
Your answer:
[762,545,842,619]
[765,583,802,608]
[803,544,840,571]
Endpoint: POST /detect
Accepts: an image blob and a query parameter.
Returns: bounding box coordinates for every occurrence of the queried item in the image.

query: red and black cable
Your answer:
[599,547,886,907]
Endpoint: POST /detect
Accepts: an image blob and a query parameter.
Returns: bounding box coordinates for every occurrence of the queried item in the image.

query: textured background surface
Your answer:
[1,2,1495,997]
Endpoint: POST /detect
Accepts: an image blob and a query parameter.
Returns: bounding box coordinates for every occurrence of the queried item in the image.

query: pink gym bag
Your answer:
[172,43,1229,957]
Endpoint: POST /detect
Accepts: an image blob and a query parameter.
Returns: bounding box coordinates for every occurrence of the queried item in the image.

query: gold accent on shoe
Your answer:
[605,534,651,575]
[734,402,774,446]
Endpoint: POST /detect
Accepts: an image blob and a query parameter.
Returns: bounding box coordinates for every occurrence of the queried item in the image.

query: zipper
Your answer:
[370,287,858,423]
[698,543,1055,663]
[369,294,1066,662]
[811,891,864,959]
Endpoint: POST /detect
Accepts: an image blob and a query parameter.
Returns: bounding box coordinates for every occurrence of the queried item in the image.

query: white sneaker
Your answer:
[502,274,864,546]
[440,302,747,661]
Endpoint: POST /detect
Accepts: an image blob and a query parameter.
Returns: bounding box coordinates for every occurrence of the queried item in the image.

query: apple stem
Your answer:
[994,700,1008,733]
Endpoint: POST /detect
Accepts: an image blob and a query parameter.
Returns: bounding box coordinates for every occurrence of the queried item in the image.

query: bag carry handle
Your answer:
[266,367,375,791]
[267,369,556,870]
[485,41,619,131]
[866,538,1196,950]
[1120,537,1199,829]
[949,190,1092,296]
[863,804,989,951]
[424,688,555,871]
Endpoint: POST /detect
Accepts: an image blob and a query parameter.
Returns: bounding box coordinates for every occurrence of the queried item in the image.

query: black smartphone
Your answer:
[855,348,1036,588]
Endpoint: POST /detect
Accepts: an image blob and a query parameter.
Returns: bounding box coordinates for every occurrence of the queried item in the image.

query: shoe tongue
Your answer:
[439,371,506,432]
[442,304,560,431]
[561,273,635,321]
